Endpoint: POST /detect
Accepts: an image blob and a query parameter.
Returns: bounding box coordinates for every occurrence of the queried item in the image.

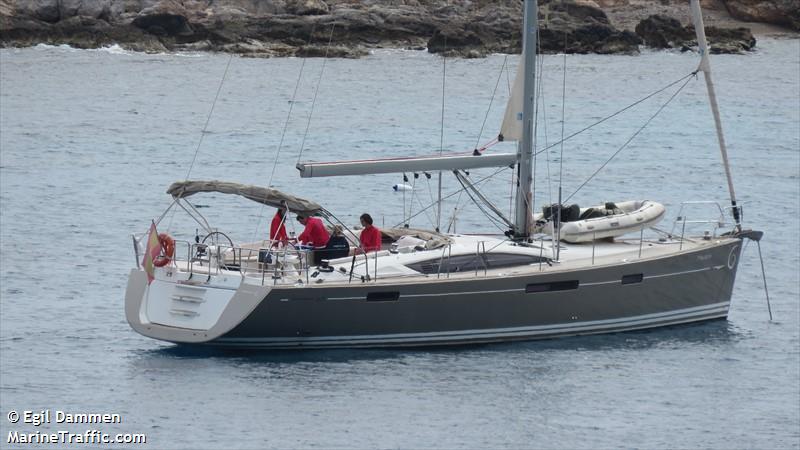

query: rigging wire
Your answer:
[555,32,568,256]
[534,24,553,206]
[406,173,437,229]
[530,46,542,224]
[474,55,508,151]
[439,37,447,157]
[184,54,234,182]
[167,53,234,232]
[250,24,320,243]
[436,36,447,231]
[269,23,318,187]
[415,192,440,230]
[296,23,336,165]
[540,88,553,207]
[448,56,510,231]
[534,71,697,158]
[558,35,567,190]
[564,74,694,203]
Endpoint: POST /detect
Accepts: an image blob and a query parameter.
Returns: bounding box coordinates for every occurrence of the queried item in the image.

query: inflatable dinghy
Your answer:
[534,200,666,243]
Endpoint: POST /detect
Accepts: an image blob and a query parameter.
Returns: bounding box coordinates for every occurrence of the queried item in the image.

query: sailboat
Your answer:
[124,0,765,349]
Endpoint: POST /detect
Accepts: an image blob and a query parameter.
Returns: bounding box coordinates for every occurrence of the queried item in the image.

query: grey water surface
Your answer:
[1,40,798,449]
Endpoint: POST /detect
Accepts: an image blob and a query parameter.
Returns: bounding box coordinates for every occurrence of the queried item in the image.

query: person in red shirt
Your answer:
[269,204,288,246]
[359,213,382,253]
[296,215,330,249]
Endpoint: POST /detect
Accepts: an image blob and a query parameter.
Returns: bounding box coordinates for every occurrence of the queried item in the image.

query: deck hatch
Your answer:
[621,273,644,285]
[525,280,579,293]
[366,291,400,302]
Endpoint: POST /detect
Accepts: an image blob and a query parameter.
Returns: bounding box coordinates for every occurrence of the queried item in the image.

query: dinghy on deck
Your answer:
[535,201,666,243]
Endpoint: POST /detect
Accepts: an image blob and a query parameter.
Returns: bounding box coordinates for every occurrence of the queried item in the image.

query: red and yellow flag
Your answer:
[142,221,161,284]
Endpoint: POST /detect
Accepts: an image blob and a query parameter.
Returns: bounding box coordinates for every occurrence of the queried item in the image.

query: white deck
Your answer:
[155,232,729,289]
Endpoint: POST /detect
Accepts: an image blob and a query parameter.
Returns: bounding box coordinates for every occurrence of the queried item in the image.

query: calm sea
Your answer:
[1,39,798,449]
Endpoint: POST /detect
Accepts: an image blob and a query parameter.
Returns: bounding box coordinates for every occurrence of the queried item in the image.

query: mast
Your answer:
[689,0,741,227]
[512,0,538,239]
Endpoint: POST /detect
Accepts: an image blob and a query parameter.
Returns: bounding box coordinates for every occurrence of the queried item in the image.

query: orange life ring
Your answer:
[153,233,175,267]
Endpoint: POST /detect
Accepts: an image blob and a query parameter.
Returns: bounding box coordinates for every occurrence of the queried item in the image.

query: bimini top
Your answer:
[166,180,324,216]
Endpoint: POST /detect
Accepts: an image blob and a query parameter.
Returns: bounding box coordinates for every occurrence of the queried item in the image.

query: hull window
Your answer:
[366,292,400,302]
[525,280,579,293]
[621,273,644,285]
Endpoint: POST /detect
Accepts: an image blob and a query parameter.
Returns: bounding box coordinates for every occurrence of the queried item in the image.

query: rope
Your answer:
[406,174,419,226]
[395,166,510,228]
[454,171,512,231]
[425,173,436,205]
[296,23,336,165]
[415,192,439,230]
[564,74,694,203]
[446,138,502,230]
[534,71,697,158]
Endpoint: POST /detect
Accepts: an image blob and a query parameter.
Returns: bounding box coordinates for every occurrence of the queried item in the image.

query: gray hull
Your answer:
[212,239,740,348]
[126,238,742,349]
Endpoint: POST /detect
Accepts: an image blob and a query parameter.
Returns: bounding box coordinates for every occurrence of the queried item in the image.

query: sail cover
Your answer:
[499,60,524,142]
[380,227,451,250]
[166,180,324,215]
[297,153,517,178]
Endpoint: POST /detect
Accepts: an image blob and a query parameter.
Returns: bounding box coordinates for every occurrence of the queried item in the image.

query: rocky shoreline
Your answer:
[1,0,797,57]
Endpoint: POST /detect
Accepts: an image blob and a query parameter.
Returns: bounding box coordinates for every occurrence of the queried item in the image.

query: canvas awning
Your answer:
[166,180,324,216]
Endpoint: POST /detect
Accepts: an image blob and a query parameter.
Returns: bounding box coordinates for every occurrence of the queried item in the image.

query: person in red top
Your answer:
[269,204,288,246]
[296,215,330,249]
[359,213,382,253]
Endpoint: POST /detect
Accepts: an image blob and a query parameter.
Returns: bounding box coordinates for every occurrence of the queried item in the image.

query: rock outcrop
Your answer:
[427,0,642,57]
[635,14,756,53]
[0,0,788,57]
[722,0,800,31]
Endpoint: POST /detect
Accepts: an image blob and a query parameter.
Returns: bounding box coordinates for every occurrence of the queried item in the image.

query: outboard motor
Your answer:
[542,204,581,226]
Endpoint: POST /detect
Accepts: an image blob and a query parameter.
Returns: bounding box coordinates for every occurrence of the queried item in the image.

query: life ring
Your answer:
[153,233,175,267]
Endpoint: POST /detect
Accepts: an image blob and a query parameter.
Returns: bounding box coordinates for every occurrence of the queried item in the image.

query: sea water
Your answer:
[1,39,798,448]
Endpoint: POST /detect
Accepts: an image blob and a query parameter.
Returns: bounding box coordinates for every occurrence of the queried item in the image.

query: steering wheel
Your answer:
[202,231,235,249]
